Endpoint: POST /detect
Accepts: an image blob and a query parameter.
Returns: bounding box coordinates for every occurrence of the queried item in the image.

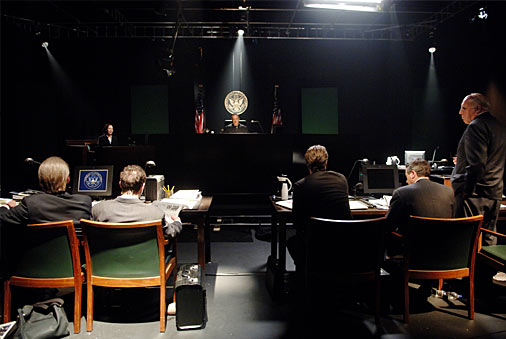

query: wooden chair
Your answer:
[402,215,483,323]
[3,220,84,333]
[80,219,177,332]
[477,228,506,272]
[305,216,387,325]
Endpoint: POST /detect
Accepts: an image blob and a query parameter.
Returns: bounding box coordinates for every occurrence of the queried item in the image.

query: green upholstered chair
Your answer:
[80,219,177,332]
[402,215,483,323]
[305,216,387,325]
[478,228,506,272]
[3,220,84,333]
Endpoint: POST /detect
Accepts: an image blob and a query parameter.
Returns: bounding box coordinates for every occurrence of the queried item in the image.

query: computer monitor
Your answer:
[72,165,114,197]
[362,164,399,195]
[404,150,425,165]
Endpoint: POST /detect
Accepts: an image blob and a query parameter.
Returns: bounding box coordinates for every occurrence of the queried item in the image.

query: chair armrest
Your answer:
[480,227,506,239]
[391,231,403,239]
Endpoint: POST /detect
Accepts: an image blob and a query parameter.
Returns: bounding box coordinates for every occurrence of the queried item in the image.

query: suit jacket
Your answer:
[97,134,118,146]
[91,196,182,237]
[221,124,248,134]
[0,192,92,227]
[293,170,352,236]
[386,178,455,232]
[451,112,506,200]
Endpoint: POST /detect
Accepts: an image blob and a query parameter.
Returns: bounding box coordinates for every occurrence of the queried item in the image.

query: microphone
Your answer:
[431,146,439,163]
[347,158,369,180]
[24,158,41,166]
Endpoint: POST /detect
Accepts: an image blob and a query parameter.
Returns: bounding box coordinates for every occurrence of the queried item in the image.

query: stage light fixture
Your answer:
[428,47,436,54]
[238,29,245,36]
[477,7,488,20]
[304,0,382,12]
[42,41,49,48]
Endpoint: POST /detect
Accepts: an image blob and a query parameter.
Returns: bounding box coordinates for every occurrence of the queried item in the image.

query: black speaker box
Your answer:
[175,264,206,330]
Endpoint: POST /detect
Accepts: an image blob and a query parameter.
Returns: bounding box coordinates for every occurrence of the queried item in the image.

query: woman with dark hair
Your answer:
[97,123,118,146]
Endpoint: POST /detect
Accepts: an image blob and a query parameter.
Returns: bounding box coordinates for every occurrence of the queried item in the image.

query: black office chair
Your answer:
[304,216,387,325]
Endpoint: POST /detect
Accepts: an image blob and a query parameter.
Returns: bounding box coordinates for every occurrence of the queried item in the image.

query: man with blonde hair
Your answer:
[92,164,182,237]
[0,156,92,226]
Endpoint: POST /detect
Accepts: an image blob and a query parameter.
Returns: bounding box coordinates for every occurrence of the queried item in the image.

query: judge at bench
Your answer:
[221,114,248,133]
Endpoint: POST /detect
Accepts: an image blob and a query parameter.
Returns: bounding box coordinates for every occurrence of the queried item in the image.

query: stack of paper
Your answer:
[275,199,293,210]
[163,189,202,209]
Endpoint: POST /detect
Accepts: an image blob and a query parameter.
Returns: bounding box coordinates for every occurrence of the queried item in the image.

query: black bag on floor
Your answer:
[12,298,69,339]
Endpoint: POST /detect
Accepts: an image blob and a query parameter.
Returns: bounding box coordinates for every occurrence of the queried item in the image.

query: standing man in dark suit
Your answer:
[97,123,118,146]
[0,156,92,228]
[451,93,506,285]
[287,145,352,265]
[387,159,455,234]
[451,93,506,246]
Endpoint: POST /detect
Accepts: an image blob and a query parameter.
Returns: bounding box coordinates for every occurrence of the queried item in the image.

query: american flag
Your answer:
[194,108,204,134]
[194,84,205,133]
[271,85,282,134]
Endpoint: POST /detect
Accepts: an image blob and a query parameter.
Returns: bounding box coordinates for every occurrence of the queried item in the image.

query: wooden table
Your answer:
[179,196,213,269]
[266,197,387,299]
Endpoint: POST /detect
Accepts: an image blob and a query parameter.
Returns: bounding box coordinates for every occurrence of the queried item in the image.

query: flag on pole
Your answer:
[194,83,205,133]
[271,84,282,134]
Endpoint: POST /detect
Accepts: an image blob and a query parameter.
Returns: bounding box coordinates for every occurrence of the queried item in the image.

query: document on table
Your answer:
[349,200,369,210]
[275,199,293,210]
[162,189,203,209]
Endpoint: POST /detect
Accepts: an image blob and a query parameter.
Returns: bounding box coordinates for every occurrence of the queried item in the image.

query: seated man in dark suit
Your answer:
[287,145,352,265]
[387,159,455,233]
[0,156,92,227]
[0,156,92,281]
[385,159,455,262]
[221,114,248,133]
[91,164,182,314]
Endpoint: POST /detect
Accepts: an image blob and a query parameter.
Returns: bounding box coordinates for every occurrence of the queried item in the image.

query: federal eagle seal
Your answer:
[224,90,248,115]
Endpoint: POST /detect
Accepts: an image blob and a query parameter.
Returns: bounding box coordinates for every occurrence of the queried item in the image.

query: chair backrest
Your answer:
[80,219,165,278]
[307,217,387,274]
[11,220,80,279]
[405,215,483,271]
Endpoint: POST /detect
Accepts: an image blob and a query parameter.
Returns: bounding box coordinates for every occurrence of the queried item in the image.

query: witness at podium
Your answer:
[221,114,248,133]
[97,123,118,146]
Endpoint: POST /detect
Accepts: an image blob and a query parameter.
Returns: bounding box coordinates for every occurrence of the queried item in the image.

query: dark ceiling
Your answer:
[1,1,488,41]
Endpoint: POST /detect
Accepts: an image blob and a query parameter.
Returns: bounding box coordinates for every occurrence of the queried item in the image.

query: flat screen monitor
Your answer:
[72,165,113,197]
[362,164,399,195]
[404,150,425,165]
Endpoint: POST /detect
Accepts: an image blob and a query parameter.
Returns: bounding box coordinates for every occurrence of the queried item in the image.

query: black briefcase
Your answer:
[175,264,206,330]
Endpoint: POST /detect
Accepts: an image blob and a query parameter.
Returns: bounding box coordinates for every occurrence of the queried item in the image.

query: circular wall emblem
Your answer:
[83,171,103,189]
[224,90,248,115]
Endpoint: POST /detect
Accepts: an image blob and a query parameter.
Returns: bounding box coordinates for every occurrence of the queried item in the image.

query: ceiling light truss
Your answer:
[2,1,480,42]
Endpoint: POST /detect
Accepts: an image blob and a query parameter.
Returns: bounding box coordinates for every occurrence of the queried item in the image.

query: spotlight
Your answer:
[477,7,488,20]
[41,41,49,48]
[428,47,436,54]
[237,29,245,36]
